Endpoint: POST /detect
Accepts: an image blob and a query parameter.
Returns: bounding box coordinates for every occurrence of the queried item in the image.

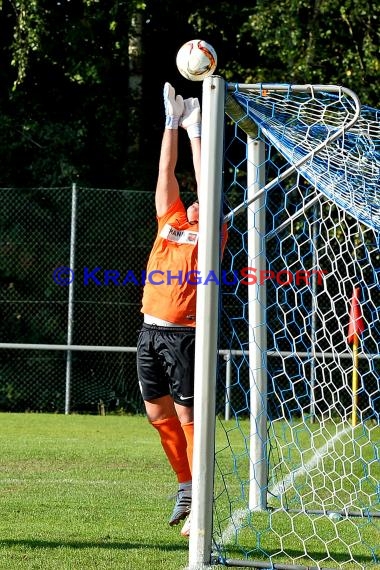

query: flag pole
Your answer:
[351,333,359,428]
[347,284,365,427]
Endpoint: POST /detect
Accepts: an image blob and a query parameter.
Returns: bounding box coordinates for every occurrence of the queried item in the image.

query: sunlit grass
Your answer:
[0,413,191,570]
[214,417,380,568]
[0,413,378,569]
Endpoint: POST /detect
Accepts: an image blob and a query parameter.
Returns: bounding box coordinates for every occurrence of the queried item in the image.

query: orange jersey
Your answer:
[141,197,227,326]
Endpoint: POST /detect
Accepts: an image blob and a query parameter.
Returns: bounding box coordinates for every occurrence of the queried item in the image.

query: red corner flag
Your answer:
[347,286,365,344]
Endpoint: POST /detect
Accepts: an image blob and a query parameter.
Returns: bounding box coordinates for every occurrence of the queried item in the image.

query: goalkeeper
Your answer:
[136,82,226,537]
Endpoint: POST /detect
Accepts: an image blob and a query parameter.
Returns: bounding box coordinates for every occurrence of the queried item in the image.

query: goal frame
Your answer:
[188,77,363,569]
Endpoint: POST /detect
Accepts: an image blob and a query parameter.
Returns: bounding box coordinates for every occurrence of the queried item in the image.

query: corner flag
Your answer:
[347,286,365,344]
[347,285,365,427]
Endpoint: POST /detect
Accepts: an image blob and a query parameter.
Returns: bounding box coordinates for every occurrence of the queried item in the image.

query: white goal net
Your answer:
[189,78,380,570]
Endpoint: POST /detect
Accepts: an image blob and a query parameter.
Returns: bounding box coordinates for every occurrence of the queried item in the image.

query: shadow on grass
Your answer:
[0,539,189,552]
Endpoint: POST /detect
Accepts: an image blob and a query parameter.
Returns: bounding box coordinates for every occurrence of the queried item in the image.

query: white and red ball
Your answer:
[176,39,217,81]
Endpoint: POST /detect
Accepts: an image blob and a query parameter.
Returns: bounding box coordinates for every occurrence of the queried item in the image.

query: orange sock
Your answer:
[181,422,194,474]
[151,416,192,483]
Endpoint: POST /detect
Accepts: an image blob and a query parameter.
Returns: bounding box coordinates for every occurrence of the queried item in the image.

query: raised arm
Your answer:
[155,83,184,217]
[181,98,201,198]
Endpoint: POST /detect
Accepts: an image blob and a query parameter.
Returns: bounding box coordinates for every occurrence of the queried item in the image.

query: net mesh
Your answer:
[213,84,380,569]
[228,85,380,233]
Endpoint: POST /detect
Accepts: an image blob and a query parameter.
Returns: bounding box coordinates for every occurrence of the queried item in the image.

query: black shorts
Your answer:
[136,323,195,407]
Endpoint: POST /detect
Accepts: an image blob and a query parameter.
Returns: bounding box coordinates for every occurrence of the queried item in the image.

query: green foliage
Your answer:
[0,0,148,187]
[10,0,43,87]
[246,0,380,104]
[7,0,144,87]
[0,0,378,186]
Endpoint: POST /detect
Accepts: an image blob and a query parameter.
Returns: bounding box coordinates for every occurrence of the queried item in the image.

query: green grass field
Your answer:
[214,417,380,569]
[0,413,379,569]
[0,413,193,570]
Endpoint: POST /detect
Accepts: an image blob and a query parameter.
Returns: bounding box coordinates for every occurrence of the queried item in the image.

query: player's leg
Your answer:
[137,326,192,525]
[170,330,196,535]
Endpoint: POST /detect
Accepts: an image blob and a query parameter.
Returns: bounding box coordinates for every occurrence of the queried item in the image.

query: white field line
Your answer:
[220,507,249,545]
[270,423,353,496]
[220,423,353,544]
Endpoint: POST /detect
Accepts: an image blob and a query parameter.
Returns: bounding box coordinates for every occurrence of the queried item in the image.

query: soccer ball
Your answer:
[176,39,217,81]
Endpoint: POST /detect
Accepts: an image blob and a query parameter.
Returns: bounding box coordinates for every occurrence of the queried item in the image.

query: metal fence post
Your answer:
[65,182,78,415]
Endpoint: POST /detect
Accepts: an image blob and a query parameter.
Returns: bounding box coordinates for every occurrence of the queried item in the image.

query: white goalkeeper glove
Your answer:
[180,97,201,139]
[163,82,184,129]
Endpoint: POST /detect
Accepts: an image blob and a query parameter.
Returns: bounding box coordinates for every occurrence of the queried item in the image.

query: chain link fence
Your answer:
[1,185,379,417]
[0,185,164,413]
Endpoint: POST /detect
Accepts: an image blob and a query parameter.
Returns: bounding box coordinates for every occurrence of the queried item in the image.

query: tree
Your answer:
[0,0,148,187]
[0,0,378,186]
[245,0,380,106]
